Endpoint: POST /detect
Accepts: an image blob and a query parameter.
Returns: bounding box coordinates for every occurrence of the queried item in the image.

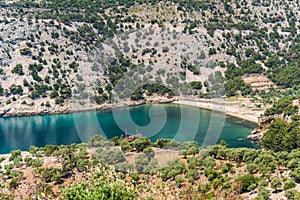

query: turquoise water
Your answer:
[0,104,258,153]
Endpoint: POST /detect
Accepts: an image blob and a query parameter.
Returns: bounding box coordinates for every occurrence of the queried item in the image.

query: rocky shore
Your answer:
[0,96,177,117]
[246,115,276,141]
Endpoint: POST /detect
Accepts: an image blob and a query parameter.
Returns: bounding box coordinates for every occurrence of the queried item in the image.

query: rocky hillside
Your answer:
[0,0,300,116]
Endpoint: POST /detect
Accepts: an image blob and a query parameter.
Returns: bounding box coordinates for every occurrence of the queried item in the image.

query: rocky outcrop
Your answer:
[247,115,278,142]
[247,129,265,141]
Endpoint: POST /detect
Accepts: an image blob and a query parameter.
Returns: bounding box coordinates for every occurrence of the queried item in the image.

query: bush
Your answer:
[110,136,120,146]
[203,156,216,169]
[9,150,22,161]
[255,187,270,200]
[186,169,199,181]
[64,170,135,200]
[190,81,203,90]
[290,168,300,182]
[94,148,126,165]
[175,175,185,186]
[209,48,216,55]
[25,157,43,168]
[143,147,155,160]
[179,141,199,158]
[236,174,259,192]
[284,180,296,190]
[246,163,257,174]
[11,64,24,75]
[132,138,151,152]
[187,156,202,170]
[9,84,23,95]
[160,159,186,181]
[9,178,19,189]
[114,162,133,173]
[88,135,111,147]
[39,167,66,183]
[270,177,282,191]
[285,189,300,200]
[154,139,180,149]
[154,139,172,148]
[135,154,149,174]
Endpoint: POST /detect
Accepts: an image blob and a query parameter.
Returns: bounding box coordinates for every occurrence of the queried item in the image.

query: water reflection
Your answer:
[0,104,258,153]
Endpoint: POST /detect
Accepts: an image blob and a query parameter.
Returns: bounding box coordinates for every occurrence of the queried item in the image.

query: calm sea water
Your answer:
[0,104,258,153]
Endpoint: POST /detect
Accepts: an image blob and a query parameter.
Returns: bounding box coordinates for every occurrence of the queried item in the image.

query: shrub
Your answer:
[209,48,216,55]
[255,187,270,200]
[132,138,151,152]
[175,175,185,186]
[64,170,135,200]
[143,147,155,160]
[39,167,66,183]
[11,64,24,75]
[9,84,23,95]
[186,169,199,181]
[179,141,199,158]
[9,178,19,189]
[88,135,111,147]
[160,159,186,181]
[284,180,296,190]
[154,139,172,148]
[236,174,259,192]
[135,154,149,174]
[290,168,300,182]
[270,177,282,191]
[94,148,126,165]
[9,150,22,161]
[114,162,133,173]
[203,156,216,169]
[285,189,300,200]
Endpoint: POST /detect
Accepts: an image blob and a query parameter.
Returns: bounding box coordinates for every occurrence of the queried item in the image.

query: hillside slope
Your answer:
[0,0,300,117]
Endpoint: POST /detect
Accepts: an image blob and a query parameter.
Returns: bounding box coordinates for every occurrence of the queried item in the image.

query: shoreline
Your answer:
[0,97,265,124]
[0,96,177,118]
[172,99,264,123]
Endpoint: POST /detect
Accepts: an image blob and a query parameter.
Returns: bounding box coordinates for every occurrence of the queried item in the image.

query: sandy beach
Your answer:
[173,98,265,123]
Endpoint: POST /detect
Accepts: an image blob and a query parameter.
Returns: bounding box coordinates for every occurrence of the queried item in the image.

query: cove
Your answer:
[0,104,259,153]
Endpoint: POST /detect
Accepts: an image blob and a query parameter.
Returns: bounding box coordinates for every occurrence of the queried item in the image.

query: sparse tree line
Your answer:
[1,135,300,199]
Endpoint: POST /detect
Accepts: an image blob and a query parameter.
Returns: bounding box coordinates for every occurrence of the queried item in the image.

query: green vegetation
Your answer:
[0,135,300,199]
[262,117,300,152]
[0,0,300,198]
[64,168,135,200]
[11,64,24,75]
[265,97,298,117]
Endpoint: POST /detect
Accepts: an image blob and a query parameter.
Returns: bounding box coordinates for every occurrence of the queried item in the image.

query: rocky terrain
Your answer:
[0,0,299,117]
